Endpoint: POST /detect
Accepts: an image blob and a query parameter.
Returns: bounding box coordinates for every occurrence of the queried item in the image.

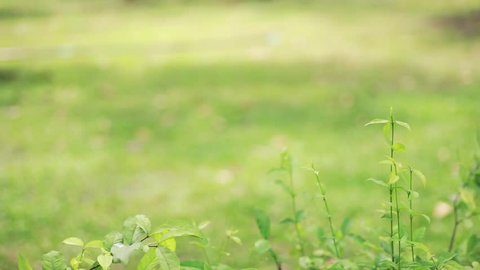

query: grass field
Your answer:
[1,0,480,269]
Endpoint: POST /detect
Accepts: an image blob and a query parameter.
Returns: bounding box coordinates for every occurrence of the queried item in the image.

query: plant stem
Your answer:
[394,180,401,269]
[269,249,282,270]
[218,236,230,262]
[389,112,396,266]
[312,166,340,258]
[287,163,305,256]
[312,167,340,258]
[448,158,479,253]
[408,168,415,262]
[448,196,460,252]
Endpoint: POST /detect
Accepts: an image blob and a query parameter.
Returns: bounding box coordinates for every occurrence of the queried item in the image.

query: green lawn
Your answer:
[1,0,480,268]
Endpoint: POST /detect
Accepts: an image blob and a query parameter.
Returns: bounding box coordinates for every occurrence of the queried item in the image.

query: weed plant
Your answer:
[18,215,249,270]
[447,141,480,263]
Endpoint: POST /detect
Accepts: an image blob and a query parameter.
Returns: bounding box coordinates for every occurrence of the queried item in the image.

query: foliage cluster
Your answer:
[18,111,480,270]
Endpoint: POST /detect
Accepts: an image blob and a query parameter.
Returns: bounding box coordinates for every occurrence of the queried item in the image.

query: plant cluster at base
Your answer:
[253,109,480,270]
[18,215,251,270]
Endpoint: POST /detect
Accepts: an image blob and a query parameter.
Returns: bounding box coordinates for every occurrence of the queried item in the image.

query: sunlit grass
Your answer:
[1,0,480,268]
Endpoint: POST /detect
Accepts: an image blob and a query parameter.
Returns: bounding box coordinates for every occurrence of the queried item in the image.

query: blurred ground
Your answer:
[1,0,480,268]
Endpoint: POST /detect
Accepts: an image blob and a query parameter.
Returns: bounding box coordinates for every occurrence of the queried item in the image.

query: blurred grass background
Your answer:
[1,0,480,268]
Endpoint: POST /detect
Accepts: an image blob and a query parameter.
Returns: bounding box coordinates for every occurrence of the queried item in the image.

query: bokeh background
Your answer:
[1,0,480,268]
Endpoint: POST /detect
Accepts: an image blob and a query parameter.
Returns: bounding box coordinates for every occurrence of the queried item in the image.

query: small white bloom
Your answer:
[433,202,453,219]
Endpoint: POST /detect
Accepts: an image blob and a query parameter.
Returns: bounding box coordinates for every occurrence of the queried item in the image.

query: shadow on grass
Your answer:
[0,7,49,20]
[436,9,480,38]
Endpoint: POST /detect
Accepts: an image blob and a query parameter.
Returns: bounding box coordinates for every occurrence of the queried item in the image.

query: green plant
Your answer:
[253,209,282,270]
[257,153,355,270]
[271,150,306,256]
[448,140,480,261]
[406,166,426,262]
[19,215,252,270]
[365,109,411,268]
[250,110,471,269]
[20,110,480,270]
[309,164,340,258]
[364,109,450,270]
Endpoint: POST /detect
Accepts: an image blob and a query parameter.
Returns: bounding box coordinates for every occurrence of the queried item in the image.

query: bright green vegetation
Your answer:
[17,117,480,269]
[2,0,480,269]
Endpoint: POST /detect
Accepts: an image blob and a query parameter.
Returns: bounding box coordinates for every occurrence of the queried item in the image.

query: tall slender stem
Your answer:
[448,197,460,252]
[394,173,401,269]
[269,249,282,270]
[408,168,415,262]
[448,162,477,252]
[391,114,402,269]
[312,166,340,258]
[389,113,396,266]
[285,155,305,256]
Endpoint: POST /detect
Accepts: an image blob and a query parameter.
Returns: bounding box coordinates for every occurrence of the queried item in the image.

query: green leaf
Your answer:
[460,188,476,210]
[104,232,123,251]
[180,261,210,270]
[85,240,104,249]
[229,235,242,245]
[157,247,180,270]
[161,238,177,252]
[280,217,295,225]
[97,254,113,270]
[151,228,203,243]
[412,169,427,186]
[467,234,479,254]
[254,209,270,240]
[70,256,80,270]
[395,121,411,130]
[111,243,141,264]
[197,221,210,230]
[437,252,456,264]
[62,237,84,247]
[413,227,426,241]
[413,242,432,257]
[317,228,326,241]
[410,191,420,199]
[226,229,242,245]
[365,119,389,126]
[341,217,352,235]
[274,179,294,197]
[254,239,272,254]
[381,213,392,220]
[392,143,406,152]
[123,215,151,244]
[383,123,392,144]
[136,215,152,234]
[420,214,431,224]
[367,178,388,187]
[295,210,305,223]
[379,159,394,166]
[387,174,400,185]
[41,251,67,270]
[137,249,159,270]
[123,217,140,245]
[83,258,95,266]
[17,254,33,270]
[151,229,177,252]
